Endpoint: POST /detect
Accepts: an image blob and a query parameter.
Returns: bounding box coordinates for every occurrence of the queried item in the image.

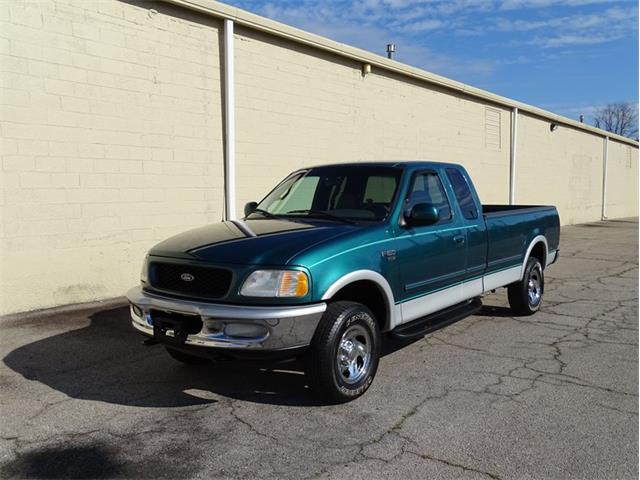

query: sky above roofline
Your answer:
[225,0,638,125]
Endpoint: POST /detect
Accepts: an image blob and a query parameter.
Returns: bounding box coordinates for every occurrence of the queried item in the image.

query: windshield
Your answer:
[250,166,403,222]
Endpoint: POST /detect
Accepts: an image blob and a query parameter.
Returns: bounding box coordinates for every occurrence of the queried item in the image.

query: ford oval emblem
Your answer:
[180,273,195,282]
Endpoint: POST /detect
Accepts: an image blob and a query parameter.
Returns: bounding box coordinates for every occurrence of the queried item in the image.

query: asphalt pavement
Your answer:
[0,218,637,479]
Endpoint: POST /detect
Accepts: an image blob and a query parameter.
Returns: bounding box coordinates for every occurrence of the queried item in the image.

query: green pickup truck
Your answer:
[127,162,559,402]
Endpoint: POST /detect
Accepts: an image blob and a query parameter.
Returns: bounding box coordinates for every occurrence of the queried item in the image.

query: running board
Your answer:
[390,298,483,340]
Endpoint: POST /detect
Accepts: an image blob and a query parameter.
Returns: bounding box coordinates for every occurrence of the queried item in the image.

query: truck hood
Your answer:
[149,218,359,265]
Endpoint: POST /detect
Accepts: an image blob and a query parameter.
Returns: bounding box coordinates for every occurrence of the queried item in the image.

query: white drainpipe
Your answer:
[224,19,236,220]
[601,136,609,220]
[509,107,518,205]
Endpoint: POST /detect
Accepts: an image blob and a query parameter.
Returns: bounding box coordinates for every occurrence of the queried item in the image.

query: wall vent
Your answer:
[485,107,501,150]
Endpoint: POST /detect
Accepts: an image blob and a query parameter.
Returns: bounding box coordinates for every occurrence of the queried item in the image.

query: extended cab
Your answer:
[127,162,559,402]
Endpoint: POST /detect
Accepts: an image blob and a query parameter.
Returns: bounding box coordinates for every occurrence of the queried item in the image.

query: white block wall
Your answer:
[0,0,637,315]
[1,0,225,314]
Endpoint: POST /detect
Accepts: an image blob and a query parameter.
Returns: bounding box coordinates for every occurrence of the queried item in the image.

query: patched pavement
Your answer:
[1,218,637,479]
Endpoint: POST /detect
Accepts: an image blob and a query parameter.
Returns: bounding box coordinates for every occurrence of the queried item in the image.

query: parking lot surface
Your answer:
[1,218,637,479]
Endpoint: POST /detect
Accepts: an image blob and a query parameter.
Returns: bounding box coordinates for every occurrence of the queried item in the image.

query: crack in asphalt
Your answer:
[227,401,282,444]
[405,450,503,480]
[1,220,638,479]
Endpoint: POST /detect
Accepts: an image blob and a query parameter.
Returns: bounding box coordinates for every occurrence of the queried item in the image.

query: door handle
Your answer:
[453,235,465,245]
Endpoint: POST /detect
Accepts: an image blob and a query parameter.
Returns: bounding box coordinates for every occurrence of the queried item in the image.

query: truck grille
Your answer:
[149,262,232,299]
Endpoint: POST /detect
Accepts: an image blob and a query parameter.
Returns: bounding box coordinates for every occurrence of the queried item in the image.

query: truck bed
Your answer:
[481,204,560,281]
[482,204,557,216]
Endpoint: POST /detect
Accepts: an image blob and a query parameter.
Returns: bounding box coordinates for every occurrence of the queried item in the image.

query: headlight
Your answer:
[140,256,149,284]
[240,270,309,297]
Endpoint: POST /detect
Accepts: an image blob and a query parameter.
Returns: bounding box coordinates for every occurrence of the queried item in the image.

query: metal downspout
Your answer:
[601,136,609,220]
[509,107,518,205]
[224,19,236,220]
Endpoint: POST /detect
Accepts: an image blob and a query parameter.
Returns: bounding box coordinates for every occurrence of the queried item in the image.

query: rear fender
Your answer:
[520,235,548,280]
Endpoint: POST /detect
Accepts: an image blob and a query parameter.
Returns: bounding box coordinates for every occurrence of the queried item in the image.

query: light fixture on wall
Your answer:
[362,63,372,76]
[550,123,559,132]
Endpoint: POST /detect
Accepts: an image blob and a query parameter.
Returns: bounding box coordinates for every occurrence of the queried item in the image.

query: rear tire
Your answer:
[306,301,381,403]
[165,346,211,365]
[508,257,544,315]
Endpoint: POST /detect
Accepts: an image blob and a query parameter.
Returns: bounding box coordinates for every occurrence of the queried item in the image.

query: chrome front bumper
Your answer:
[126,286,326,350]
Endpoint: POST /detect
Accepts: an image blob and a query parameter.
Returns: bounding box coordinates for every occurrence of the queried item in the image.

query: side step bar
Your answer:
[390,298,483,340]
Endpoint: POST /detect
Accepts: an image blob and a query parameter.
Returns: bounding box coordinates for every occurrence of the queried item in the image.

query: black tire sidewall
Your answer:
[309,302,381,401]
[523,258,544,312]
[331,307,380,397]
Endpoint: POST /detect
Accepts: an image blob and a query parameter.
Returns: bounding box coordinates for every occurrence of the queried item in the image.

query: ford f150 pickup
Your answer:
[127,162,559,402]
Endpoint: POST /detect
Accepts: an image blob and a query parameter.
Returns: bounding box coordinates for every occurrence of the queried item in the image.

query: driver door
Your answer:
[396,170,467,322]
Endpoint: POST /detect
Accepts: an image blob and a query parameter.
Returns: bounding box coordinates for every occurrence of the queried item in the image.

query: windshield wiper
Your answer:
[285,209,356,225]
[249,208,280,219]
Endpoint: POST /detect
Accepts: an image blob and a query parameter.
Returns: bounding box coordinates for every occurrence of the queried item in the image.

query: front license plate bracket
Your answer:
[151,310,202,345]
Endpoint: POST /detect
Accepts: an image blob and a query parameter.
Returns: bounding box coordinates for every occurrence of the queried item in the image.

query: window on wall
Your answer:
[446,168,478,220]
[406,172,452,221]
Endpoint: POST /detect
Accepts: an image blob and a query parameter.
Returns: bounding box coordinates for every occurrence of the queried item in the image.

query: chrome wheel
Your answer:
[336,324,372,384]
[528,266,542,306]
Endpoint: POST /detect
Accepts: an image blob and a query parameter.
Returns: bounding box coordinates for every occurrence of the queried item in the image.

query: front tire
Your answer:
[165,346,212,365]
[306,301,381,403]
[508,257,544,315]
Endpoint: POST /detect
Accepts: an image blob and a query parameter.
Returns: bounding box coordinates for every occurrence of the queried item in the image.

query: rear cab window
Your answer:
[445,168,478,220]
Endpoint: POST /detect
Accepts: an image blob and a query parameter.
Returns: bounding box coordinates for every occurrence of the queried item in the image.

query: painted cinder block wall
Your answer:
[1,1,226,314]
[606,139,639,220]
[234,26,511,211]
[0,0,638,315]
[515,113,638,225]
[517,112,606,226]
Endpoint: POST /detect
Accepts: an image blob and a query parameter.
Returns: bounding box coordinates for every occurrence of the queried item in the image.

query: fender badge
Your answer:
[381,250,396,261]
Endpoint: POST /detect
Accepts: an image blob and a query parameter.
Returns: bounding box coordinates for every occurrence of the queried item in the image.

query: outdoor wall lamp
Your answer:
[550,123,559,132]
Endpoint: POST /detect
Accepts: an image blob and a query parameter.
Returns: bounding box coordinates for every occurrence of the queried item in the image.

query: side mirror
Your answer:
[405,203,439,227]
[244,201,258,217]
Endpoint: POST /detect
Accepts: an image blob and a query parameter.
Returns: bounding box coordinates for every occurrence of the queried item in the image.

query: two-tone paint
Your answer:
[135,162,559,340]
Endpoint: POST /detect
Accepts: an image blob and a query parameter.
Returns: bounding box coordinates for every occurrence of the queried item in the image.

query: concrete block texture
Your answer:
[1,1,225,314]
[234,27,510,212]
[0,0,638,314]
[606,139,639,220]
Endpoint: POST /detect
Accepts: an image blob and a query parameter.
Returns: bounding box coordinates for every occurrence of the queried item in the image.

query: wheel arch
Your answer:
[520,235,548,280]
[321,270,397,332]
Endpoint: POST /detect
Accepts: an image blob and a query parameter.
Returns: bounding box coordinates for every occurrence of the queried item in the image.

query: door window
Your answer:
[407,172,452,221]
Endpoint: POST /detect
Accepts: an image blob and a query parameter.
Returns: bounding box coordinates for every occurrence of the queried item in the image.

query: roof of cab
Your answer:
[303,160,461,170]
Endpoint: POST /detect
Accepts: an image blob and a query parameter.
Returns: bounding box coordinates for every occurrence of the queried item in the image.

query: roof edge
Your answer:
[162,0,639,148]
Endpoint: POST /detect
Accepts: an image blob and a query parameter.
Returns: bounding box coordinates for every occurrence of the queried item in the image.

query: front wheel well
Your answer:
[329,280,388,332]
